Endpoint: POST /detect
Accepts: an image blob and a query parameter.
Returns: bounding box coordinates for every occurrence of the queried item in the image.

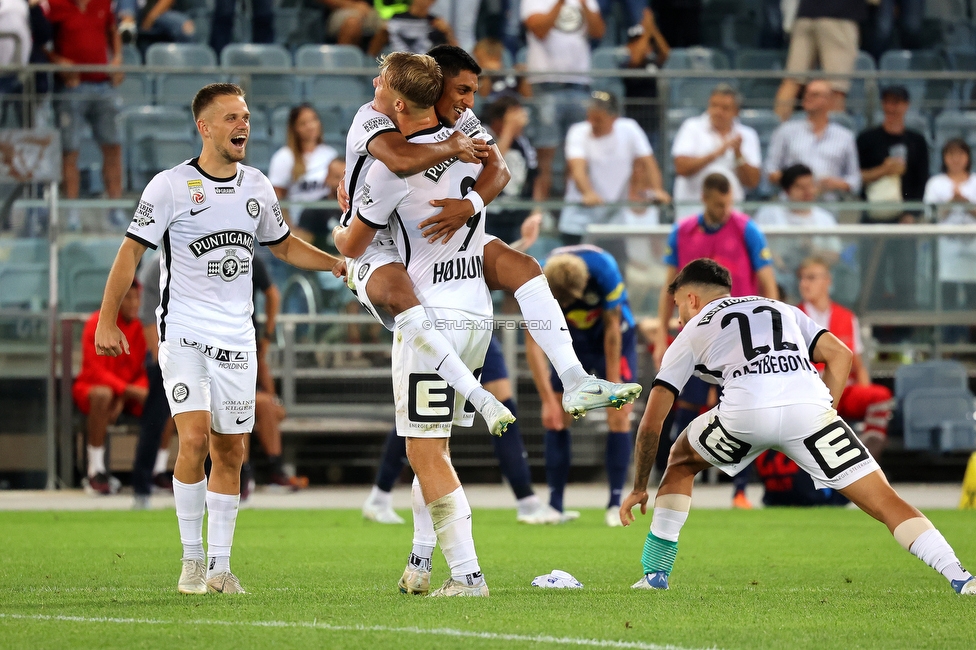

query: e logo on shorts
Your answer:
[172,383,189,403]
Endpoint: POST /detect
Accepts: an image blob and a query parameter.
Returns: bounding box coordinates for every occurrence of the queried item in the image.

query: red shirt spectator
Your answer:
[73,309,148,414]
[47,0,117,83]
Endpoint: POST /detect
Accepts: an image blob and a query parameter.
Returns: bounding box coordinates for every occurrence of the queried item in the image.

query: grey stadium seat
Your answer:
[296,44,371,109]
[903,387,976,452]
[147,43,220,108]
[221,44,298,110]
[123,106,196,189]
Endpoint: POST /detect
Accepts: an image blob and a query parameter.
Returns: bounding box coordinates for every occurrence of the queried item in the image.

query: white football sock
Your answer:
[410,476,435,570]
[87,445,105,477]
[516,494,541,516]
[153,449,170,476]
[910,528,972,583]
[206,491,240,577]
[367,484,392,510]
[173,477,206,561]
[650,494,692,542]
[513,275,587,386]
[428,485,482,583]
[395,305,481,399]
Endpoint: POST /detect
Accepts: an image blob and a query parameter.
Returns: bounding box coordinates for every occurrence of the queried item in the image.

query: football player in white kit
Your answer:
[336,46,641,442]
[94,84,341,596]
[620,259,975,595]
[334,53,499,597]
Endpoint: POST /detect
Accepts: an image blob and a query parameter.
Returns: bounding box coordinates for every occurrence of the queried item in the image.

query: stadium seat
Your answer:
[947,48,976,108]
[76,129,104,196]
[903,387,976,452]
[117,44,150,107]
[221,44,298,110]
[0,262,48,310]
[295,45,376,128]
[894,359,969,403]
[58,239,119,313]
[737,108,780,151]
[879,49,953,111]
[733,49,786,107]
[147,43,220,108]
[270,105,290,146]
[123,106,196,189]
[590,46,627,104]
[663,47,731,110]
[847,51,878,116]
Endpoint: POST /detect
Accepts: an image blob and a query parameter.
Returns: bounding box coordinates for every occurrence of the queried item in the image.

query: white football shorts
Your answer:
[345,233,402,331]
[685,402,880,490]
[392,307,492,438]
[158,338,257,434]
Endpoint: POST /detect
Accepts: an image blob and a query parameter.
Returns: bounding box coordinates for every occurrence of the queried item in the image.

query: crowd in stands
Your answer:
[0,0,974,318]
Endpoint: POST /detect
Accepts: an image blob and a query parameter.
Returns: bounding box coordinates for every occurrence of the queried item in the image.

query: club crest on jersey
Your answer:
[187,179,206,205]
[172,383,189,403]
[357,262,370,281]
[423,157,459,183]
[208,249,251,282]
[246,198,260,218]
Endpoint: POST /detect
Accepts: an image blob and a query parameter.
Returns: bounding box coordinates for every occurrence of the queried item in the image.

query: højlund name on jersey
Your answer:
[187,230,255,258]
[432,255,483,284]
[423,157,459,183]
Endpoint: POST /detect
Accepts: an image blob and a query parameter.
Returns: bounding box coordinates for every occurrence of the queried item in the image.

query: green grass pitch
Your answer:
[1,507,973,649]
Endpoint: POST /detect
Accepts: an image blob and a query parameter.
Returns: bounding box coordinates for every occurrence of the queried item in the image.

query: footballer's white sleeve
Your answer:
[653,331,698,397]
[255,176,291,246]
[564,122,589,161]
[126,172,176,249]
[788,305,830,358]
[353,110,397,156]
[356,162,409,230]
[454,108,494,144]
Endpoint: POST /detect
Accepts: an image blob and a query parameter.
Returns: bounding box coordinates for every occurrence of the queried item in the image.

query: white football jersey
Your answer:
[357,125,492,319]
[340,103,492,228]
[655,296,833,411]
[126,158,289,351]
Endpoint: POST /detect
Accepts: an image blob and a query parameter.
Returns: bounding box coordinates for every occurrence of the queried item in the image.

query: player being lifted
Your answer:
[335,45,641,440]
[334,53,499,597]
[94,84,341,595]
[621,259,975,595]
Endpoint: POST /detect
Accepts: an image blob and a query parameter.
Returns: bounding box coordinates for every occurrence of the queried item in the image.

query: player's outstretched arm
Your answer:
[811,331,854,408]
[368,130,488,176]
[332,215,379,260]
[621,384,676,525]
[268,233,340,272]
[422,143,512,244]
[94,237,147,357]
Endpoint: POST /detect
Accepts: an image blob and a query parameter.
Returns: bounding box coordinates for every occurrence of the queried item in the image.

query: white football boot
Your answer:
[398,566,431,595]
[477,394,516,437]
[562,377,642,419]
[177,559,207,595]
[427,578,489,597]
[206,571,247,594]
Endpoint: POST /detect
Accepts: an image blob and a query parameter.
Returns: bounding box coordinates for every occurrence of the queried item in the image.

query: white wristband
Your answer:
[465,189,485,216]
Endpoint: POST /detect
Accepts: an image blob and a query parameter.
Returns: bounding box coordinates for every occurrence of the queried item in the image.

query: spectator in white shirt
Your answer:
[671,84,761,219]
[765,79,861,201]
[923,138,976,319]
[521,0,604,198]
[558,91,669,244]
[268,103,339,228]
[755,163,843,297]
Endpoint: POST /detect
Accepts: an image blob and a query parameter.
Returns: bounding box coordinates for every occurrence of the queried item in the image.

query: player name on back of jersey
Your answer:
[432,254,484,285]
[424,157,459,183]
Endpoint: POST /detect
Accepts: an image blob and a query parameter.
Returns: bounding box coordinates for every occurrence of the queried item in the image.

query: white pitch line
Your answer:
[0,613,719,650]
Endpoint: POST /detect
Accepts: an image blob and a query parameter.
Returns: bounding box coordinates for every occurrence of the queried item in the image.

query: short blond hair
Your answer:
[544,254,589,305]
[380,52,442,109]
